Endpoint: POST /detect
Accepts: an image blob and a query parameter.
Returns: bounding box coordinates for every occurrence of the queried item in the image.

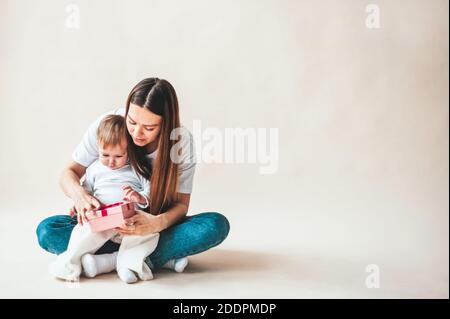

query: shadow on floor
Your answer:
[182,248,282,274]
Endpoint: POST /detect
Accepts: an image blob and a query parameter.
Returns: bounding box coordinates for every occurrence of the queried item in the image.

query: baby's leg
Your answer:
[49,224,115,281]
[116,233,160,283]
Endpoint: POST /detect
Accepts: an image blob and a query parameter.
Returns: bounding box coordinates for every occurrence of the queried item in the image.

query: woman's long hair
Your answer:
[125,78,180,215]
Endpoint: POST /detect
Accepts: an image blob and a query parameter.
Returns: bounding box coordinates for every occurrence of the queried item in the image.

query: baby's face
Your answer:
[99,142,128,170]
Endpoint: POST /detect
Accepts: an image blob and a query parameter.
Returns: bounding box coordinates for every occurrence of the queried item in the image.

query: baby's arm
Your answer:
[122,185,149,209]
[138,178,150,209]
[122,171,150,209]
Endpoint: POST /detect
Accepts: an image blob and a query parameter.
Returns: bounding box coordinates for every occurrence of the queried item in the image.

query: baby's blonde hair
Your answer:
[96,115,127,147]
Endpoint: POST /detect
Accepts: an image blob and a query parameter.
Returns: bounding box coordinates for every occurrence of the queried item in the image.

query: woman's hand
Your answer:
[115,210,164,236]
[71,188,102,225]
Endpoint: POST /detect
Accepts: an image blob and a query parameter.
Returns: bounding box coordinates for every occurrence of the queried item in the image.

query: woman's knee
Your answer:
[196,212,230,245]
[36,215,73,254]
[36,216,53,250]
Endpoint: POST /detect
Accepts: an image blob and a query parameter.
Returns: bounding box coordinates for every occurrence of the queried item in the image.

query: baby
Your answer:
[49,115,159,283]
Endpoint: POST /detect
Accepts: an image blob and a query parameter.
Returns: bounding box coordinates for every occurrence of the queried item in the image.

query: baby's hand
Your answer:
[69,206,77,217]
[122,185,146,205]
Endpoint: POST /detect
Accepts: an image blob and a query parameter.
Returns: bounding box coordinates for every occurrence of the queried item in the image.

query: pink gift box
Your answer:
[86,201,136,232]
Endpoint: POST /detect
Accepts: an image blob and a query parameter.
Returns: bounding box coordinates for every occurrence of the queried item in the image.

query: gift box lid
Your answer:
[86,201,134,220]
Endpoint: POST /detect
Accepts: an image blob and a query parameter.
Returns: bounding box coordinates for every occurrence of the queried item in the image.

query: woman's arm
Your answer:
[117,193,191,235]
[60,160,101,224]
[158,193,191,230]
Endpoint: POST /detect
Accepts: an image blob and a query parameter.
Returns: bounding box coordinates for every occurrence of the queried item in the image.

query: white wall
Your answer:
[0,0,448,296]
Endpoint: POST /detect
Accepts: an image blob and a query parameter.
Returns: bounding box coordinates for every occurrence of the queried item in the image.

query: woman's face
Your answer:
[126,103,163,147]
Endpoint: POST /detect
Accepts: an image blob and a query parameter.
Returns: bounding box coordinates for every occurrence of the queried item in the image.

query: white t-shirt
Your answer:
[83,160,149,208]
[72,107,196,194]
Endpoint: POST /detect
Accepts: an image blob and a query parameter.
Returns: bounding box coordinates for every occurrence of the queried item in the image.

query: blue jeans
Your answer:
[36,212,230,269]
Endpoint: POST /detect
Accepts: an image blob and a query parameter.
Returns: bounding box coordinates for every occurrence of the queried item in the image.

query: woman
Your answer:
[36,78,230,274]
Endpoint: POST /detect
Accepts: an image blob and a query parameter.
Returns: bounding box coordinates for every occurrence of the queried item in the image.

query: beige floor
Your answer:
[0,192,448,299]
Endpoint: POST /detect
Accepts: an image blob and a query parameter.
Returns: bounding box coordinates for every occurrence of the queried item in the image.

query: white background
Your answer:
[0,0,448,298]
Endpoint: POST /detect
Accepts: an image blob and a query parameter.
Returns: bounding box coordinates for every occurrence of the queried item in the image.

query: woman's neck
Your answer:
[145,140,159,154]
